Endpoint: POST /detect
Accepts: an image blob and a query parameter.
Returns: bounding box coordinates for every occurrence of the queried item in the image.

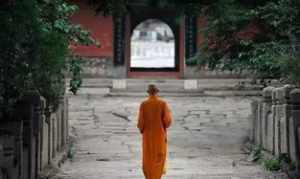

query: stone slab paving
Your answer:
[55,95,288,179]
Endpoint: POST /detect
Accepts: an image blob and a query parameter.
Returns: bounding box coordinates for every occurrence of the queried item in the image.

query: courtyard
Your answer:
[54,95,287,179]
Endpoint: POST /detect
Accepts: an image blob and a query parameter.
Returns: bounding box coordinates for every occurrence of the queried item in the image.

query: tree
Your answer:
[0,0,94,118]
[195,0,300,83]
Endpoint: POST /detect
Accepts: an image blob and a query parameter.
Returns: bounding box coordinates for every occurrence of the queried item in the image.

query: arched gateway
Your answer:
[113,4,197,78]
[130,19,175,70]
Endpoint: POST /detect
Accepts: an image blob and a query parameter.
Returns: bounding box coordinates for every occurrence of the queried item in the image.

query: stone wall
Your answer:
[251,85,300,175]
[184,66,250,79]
[78,57,126,78]
[78,57,251,79]
[0,93,69,179]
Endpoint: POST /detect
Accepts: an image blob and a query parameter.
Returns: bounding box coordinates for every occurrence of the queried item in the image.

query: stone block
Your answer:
[274,105,280,156]
[290,88,300,103]
[74,88,110,95]
[0,135,15,167]
[184,80,198,90]
[289,88,300,165]
[266,110,274,153]
[42,118,49,168]
[52,115,57,158]
[274,87,285,104]
[263,86,275,99]
[113,79,127,89]
[250,101,259,142]
[261,104,268,149]
[289,115,297,162]
[261,101,273,152]
[56,110,60,152]
[280,104,288,155]
[255,103,262,145]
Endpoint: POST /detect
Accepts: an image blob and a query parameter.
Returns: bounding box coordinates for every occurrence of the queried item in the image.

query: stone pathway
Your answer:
[55,95,288,179]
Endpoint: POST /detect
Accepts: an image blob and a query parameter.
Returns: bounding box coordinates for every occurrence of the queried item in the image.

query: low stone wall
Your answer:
[78,57,126,78]
[0,93,68,179]
[184,66,249,79]
[76,57,250,79]
[251,85,300,174]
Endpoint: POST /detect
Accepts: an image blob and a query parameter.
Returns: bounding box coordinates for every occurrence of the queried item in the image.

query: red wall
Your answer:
[196,16,207,49]
[69,1,211,60]
[69,0,113,57]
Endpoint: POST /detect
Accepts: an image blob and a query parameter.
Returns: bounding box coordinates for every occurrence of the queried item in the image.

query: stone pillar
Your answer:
[262,86,274,153]
[45,105,53,165]
[290,88,300,175]
[33,96,45,178]
[273,86,293,156]
[64,97,69,146]
[254,98,262,146]
[16,92,45,179]
[0,121,23,179]
[251,100,259,143]
[41,112,49,169]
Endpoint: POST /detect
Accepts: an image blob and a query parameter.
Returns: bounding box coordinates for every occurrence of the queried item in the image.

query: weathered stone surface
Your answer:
[290,88,300,103]
[112,79,127,89]
[266,110,274,153]
[289,115,297,162]
[254,86,300,172]
[53,95,287,179]
[262,103,270,151]
[255,102,262,145]
[184,80,198,90]
[262,86,274,98]
[290,88,300,172]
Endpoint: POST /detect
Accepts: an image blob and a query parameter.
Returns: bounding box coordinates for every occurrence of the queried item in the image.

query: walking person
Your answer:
[137,84,172,179]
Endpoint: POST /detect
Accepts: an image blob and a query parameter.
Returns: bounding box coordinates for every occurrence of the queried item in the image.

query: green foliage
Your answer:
[0,0,94,117]
[255,0,300,39]
[197,0,300,83]
[38,0,95,45]
[264,158,281,171]
[250,149,296,172]
[278,54,300,86]
[67,141,75,161]
[205,0,253,36]
[0,0,41,116]
[68,57,83,95]
[252,145,263,162]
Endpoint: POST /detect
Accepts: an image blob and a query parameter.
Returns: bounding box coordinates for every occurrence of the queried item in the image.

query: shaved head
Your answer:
[147,84,159,95]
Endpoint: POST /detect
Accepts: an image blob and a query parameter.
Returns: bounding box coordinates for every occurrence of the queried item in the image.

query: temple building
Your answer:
[69,0,247,78]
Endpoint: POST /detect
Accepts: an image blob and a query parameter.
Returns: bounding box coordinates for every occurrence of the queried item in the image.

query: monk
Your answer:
[137,84,172,179]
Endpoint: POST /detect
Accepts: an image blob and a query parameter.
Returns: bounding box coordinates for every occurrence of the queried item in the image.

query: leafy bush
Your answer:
[68,57,84,95]
[264,158,281,171]
[0,0,94,117]
[196,0,300,84]
[252,145,263,162]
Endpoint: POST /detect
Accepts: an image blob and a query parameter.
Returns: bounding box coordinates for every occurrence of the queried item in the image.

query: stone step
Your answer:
[66,78,263,90]
[66,78,112,88]
[67,90,261,97]
[107,90,261,97]
[65,78,263,96]
[54,173,288,179]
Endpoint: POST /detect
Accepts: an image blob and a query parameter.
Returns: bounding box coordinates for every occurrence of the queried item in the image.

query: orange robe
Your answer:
[137,95,172,179]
